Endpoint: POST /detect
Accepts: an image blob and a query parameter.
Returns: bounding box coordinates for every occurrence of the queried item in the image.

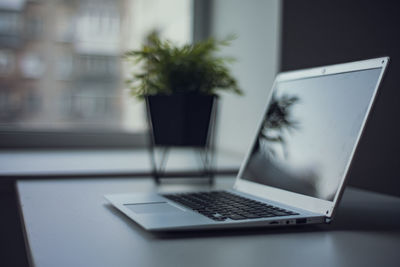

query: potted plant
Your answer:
[125,32,242,147]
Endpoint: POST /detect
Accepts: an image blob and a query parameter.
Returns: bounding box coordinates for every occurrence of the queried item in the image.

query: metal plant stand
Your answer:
[146,98,218,185]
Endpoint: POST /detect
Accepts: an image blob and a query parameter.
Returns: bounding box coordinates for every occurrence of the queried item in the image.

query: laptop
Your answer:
[105,57,389,231]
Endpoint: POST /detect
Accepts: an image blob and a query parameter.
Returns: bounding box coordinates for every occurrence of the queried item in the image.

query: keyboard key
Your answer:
[163,191,297,221]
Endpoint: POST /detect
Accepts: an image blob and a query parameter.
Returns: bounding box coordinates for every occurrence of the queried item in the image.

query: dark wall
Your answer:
[0,181,29,266]
[280,0,400,197]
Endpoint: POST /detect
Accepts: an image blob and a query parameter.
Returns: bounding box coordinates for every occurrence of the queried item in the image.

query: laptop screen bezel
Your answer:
[234,57,389,218]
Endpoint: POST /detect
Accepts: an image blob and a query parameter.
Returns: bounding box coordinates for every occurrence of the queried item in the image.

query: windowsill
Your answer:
[0,148,242,178]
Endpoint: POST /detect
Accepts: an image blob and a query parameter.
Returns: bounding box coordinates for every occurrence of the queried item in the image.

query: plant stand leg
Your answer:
[145,96,163,184]
[158,147,169,177]
[206,97,219,185]
[205,147,214,186]
[149,143,160,184]
[208,147,215,186]
[197,148,212,185]
[149,146,170,184]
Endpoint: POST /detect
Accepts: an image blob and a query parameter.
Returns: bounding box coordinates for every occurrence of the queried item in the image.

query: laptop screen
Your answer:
[240,67,382,201]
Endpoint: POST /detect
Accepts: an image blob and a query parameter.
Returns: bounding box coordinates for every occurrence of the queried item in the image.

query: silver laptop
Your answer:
[106,57,389,231]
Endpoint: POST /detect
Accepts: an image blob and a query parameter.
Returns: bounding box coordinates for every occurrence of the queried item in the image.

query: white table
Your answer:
[17,177,400,267]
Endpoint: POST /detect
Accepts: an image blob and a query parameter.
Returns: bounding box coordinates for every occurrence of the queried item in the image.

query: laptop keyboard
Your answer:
[163,191,299,221]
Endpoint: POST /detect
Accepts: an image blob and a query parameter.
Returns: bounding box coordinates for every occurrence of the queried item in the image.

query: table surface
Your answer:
[17,177,400,267]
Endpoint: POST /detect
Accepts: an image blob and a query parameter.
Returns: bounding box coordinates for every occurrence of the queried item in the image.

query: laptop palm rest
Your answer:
[124,202,185,214]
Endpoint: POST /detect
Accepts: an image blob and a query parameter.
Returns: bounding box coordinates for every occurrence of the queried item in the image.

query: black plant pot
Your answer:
[145,94,216,147]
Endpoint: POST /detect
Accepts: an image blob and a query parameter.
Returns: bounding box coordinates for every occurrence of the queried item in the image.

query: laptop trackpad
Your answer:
[124,202,184,214]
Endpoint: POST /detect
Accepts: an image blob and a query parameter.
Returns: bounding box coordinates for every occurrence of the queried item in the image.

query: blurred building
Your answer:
[0,0,127,129]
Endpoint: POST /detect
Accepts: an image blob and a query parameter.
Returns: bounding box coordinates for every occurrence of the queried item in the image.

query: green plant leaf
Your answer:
[124,32,243,98]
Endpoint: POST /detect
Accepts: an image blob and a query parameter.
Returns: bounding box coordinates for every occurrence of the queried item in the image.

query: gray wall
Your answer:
[211,0,281,158]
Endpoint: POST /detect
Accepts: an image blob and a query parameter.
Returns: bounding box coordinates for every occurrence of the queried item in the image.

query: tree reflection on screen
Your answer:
[243,92,319,197]
[260,93,300,158]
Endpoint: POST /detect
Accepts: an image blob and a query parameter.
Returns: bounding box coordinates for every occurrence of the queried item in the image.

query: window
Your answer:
[0,0,193,147]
